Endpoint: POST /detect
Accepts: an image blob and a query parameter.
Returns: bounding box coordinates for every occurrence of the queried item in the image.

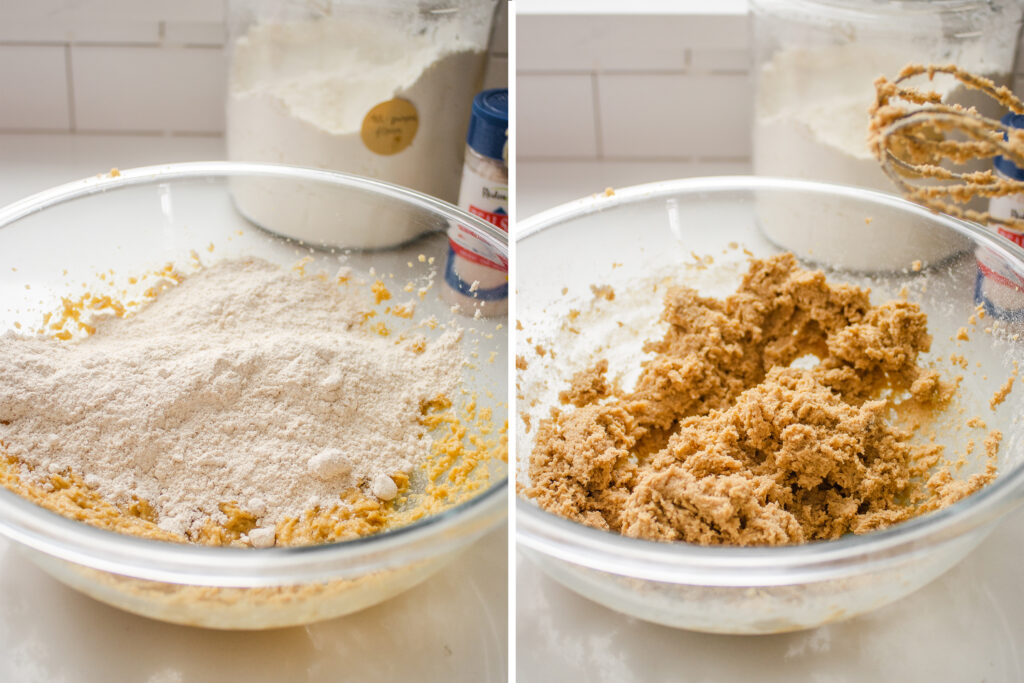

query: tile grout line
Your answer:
[64,43,76,132]
[0,128,76,136]
[0,40,66,47]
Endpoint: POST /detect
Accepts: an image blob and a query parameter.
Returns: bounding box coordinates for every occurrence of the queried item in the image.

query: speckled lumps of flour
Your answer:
[0,258,463,539]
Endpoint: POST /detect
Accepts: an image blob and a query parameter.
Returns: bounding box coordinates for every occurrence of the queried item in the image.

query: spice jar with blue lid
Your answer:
[977,112,1024,318]
[444,88,509,317]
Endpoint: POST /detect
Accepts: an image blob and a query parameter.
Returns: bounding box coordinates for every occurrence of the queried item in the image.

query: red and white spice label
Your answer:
[977,169,1024,314]
[449,166,508,271]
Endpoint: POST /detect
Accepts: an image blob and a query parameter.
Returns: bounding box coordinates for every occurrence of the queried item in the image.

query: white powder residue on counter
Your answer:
[0,258,464,538]
[226,12,489,248]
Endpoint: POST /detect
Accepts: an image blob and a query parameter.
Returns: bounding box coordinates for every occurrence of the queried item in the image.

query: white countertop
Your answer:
[0,134,507,683]
[515,159,1024,683]
[516,159,752,219]
[517,516,1024,682]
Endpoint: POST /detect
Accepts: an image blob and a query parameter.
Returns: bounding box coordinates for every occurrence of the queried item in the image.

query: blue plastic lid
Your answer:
[466,89,508,161]
[994,112,1024,181]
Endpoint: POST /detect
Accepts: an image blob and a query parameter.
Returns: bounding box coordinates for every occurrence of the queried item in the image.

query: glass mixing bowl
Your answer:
[0,162,507,629]
[516,176,1024,635]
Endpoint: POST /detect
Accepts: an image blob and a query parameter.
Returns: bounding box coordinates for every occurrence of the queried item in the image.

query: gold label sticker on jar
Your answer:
[361,99,419,156]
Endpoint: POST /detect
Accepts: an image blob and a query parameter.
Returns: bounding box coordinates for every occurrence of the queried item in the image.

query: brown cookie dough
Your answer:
[527,254,993,546]
[559,360,612,408]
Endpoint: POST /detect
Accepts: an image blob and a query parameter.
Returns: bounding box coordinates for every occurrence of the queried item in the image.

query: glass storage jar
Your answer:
[225,0,499,249]
[750,0,1024,270]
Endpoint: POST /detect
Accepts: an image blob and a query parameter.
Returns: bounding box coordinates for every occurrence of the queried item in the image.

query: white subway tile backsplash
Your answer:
[518,73,598,158]
[690,47,750,73]
[2,0,223,24]
[71,46,224,133]
[0,24,73,43]
[0,45,70,130]
[517,14,747,72]
[68,22,161,44]
[517,0,749,12]
[597,72,751,159]
[0,21,159,45]
[163,22,226,47]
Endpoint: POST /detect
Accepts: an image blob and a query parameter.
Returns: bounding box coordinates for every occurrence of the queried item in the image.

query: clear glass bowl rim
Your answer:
[516,175,1024,586]
[0,161,508,586]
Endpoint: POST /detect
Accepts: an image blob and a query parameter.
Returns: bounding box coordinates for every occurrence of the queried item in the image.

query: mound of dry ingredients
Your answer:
[526,254,999,546]
[0,258,465,547]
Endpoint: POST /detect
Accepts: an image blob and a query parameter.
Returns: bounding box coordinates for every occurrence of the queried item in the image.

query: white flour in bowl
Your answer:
[0,258,463,540]
[227,13,489,248]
